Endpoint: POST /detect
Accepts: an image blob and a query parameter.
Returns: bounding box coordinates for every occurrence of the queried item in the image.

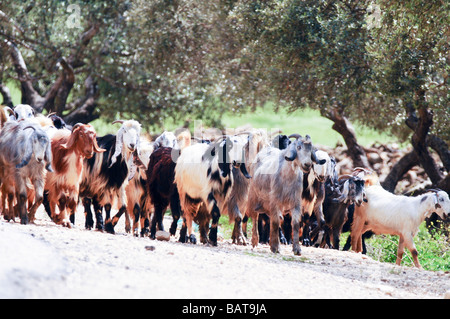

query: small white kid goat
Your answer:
[351,186,450,268]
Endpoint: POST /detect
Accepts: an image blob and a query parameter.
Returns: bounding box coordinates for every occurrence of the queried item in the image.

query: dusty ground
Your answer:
[0,206,449,299]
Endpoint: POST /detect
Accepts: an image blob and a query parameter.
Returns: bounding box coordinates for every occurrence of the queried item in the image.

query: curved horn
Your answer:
[112,120,125,125]
[211,135,228,143]
[22,125,36,131]
[427,188,443,193]
[47,112,57,118]
[288,134,301,139]
[338,174,353,182]
[233,131,252,136]
[71,123,84,132]
[4,106,15,116]
[352,167,372,175]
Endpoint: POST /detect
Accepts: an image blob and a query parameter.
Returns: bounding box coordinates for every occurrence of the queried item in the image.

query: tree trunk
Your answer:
[381,151,419,192]
[3,39,62,112]
[427,134,450,173]
[327,109,370,168]
[409,91,443,185]
[63,75,99,125]
[0,83,13,107]
[2,21,100,121]
[436,174,450,194]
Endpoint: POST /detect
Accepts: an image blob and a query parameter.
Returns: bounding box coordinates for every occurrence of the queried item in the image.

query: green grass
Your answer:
[339,223,450,271]
[221,104,394,147]
[90,103,395,147]
[362,223,450,271]
[0,80,22,106]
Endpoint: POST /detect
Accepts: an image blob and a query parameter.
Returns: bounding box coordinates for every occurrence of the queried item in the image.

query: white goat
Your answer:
[351,187,450,268]
[153,131,178,150]
[10,104,35,121]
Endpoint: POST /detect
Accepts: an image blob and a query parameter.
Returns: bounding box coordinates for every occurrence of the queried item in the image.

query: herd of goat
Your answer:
[0,104,449,268]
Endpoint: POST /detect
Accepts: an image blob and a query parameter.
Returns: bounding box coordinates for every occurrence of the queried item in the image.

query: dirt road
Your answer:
[0,207,448,299]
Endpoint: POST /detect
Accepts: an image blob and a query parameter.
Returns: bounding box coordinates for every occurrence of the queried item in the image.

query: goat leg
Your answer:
[208,203,220,246]
[291,206,302,256]
[179,217,188,243]
[28,178,44,224]
[92,198,104,231]
[106,205,126,234]
[132,203,140,236]
[231,215,247,246]
[83,198,94,230]
[169,190,181,237]
[150,204,164,239]
[17,193,28,225]
[269,214,280,254]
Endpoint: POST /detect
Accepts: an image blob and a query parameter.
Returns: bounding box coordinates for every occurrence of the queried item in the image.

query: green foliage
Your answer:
[228,0,371,118]
[365,0,450,141]
[364,223,450,271]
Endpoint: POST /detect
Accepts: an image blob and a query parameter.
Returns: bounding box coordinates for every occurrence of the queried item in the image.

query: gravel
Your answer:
[0,206,448,299]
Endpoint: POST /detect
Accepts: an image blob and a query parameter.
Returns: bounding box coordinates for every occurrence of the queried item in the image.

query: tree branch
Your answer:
[381,151,420,192]
[327,107,370,168]
[63,75,99,125]
[0,83,13,107]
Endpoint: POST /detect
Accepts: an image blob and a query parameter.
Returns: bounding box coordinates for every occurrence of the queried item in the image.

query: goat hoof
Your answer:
[141,228,149,237]
[189,234,197,244]
[270,246,280,254]
[169,225,177,236]
[104,222,115,234]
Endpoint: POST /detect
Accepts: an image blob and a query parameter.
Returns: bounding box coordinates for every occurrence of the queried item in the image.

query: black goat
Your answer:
[311,175,366,250]
[146,146,182,239]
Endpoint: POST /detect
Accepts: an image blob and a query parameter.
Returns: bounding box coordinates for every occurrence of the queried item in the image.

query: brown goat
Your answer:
[45,123,105,227]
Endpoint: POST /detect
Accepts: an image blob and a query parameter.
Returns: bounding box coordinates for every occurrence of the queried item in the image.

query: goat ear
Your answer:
[16,147,33,168]
[109,128,124,168]
[311,149,326,165]
[239,163,251,179]
[62,127,80,150]
[45,140,53,172]
[284,143,297,161]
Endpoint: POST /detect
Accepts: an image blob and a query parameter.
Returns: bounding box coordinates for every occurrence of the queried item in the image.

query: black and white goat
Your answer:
[175,136,251,245]
[80,119,141,233]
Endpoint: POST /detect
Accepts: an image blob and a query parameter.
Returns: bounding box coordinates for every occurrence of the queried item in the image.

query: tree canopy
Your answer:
[0,0,448,192]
